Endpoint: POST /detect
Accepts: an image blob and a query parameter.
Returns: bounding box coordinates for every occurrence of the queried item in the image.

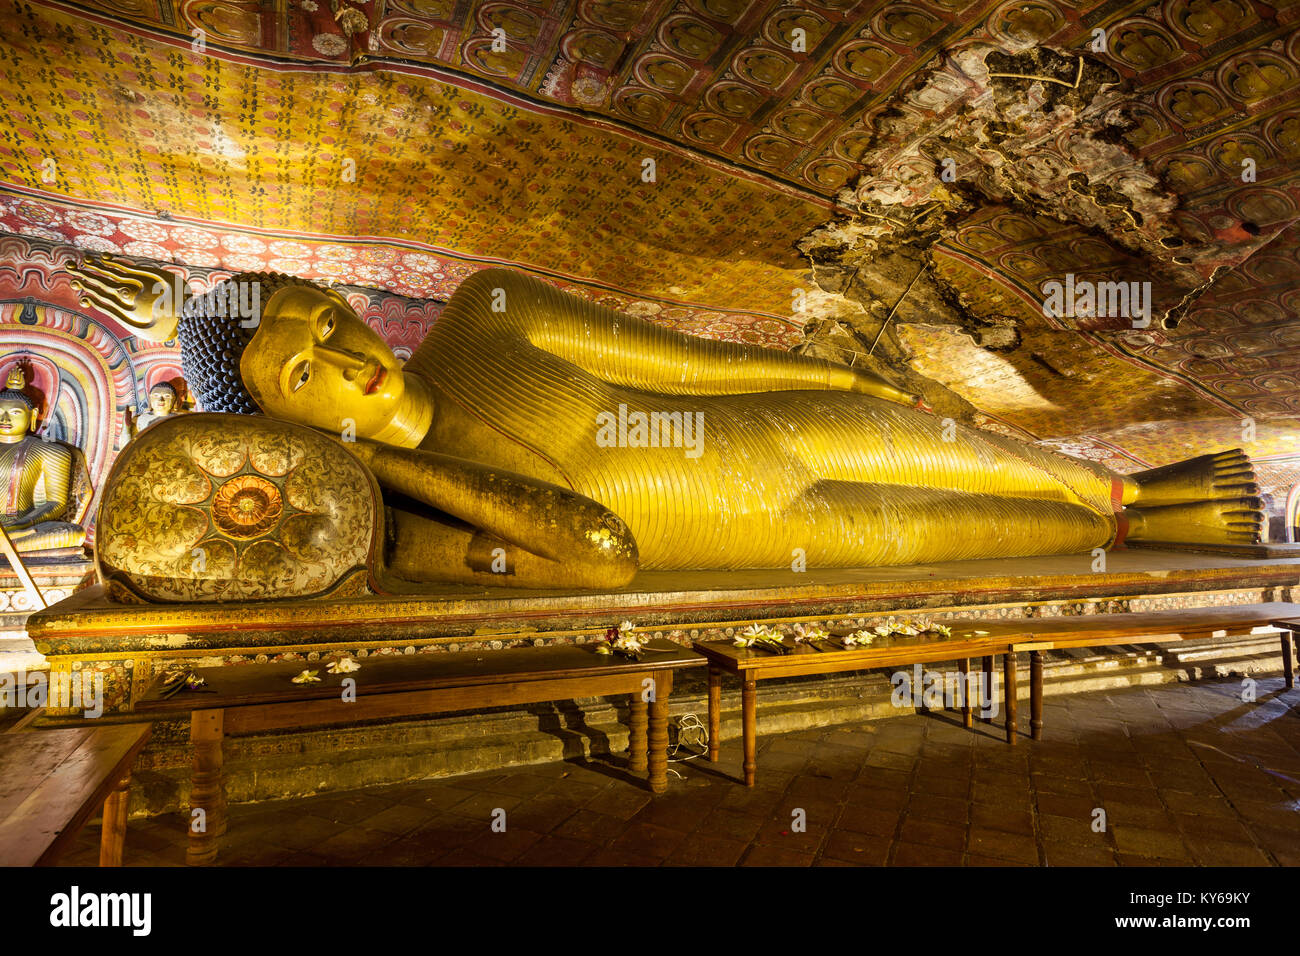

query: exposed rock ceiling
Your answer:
[0,0,1298,510]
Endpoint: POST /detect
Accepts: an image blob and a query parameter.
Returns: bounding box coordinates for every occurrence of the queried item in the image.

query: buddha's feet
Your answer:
[1123,496,1265,546]
[1130,448,1258,508]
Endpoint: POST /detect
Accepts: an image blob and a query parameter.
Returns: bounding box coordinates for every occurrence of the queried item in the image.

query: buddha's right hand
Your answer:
[67,254,186,342]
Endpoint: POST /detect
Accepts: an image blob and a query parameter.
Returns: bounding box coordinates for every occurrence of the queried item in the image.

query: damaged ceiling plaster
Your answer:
[796,37,1288,439]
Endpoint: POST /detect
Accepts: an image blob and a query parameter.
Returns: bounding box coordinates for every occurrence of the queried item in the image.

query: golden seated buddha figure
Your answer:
[0,369,88,555]
[69,255,1263,596]
[122,380,183,443]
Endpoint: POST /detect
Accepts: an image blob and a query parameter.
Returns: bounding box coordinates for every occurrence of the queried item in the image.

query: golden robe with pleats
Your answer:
[406,270,1119,570]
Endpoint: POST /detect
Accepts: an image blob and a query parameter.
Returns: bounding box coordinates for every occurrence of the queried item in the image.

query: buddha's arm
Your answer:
[347,440,638,587]
[32,456,71,524]
[3,453,70,529]
[442,269,920,405]
[4,497,61,530]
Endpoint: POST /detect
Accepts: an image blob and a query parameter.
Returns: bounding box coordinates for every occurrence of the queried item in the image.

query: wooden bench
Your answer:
[696,621,1035,786]
[0,723,151,866]
[1008,601,1300,741]
[134,640,704,864]
[1268,614,1300,690]
[698,602,1300,785]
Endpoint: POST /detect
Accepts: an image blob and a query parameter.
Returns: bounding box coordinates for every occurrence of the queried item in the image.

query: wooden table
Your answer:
[696,623,1033,786]
[1269,616,1300,690]
[0,723,151,866]
[1011,601,1300,740]
[135,640,704,864]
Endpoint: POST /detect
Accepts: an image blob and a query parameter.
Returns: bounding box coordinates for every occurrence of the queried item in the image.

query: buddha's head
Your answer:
[147,382,178,417]
[177,274,420,445]
[0,390,35,443]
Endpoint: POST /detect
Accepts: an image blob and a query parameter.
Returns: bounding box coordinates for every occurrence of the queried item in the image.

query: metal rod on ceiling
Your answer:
[987,56,1085,89]
[867,261,927,356]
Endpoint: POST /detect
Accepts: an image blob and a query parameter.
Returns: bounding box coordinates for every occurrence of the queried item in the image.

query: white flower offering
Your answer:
[326,657,361,674]
[793,623,829,643]
[736,623,788,652]
[291,669,321,684]
[603,623,648,657]
[843,629,876,647]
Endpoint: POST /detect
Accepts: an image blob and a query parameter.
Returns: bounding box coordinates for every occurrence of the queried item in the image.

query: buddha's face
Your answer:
[242,285,407,437]
[0,400,32,443]
[148,387,176,417]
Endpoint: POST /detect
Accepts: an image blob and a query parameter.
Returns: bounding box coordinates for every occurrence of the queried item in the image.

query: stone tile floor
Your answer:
[59,676,1300,866]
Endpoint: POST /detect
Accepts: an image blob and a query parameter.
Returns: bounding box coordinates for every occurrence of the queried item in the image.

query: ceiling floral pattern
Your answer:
[0,190,802,348]
[0,0,832,317]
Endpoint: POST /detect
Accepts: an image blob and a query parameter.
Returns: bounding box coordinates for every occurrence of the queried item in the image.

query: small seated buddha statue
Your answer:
[123,381,182,443]
[0,367,87,554]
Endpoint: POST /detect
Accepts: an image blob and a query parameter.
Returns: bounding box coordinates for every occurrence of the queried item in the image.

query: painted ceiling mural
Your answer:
[0,0,1298,529]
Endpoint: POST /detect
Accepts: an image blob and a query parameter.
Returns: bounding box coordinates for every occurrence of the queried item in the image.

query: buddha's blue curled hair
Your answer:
[176,272,320,414]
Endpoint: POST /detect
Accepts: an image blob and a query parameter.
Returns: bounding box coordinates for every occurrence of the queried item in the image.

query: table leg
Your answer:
[1004,653,1018,746]
[647,671,672,794]
[742,678,757,788]
[1283,630,1295,690]
[99,770,131,867]
[188,709,226,866]
[707,667,721,762]
[982,656,994,722]
[959,658,972,728]
[628,696,648,772]
[1030,650,1044,741]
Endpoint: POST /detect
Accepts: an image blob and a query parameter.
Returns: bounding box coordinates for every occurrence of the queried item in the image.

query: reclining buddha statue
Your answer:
[68,254,1263,600]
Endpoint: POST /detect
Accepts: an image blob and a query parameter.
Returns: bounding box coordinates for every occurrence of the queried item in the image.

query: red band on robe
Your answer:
[1112,513,1129,549]
[1110,476,1124,513]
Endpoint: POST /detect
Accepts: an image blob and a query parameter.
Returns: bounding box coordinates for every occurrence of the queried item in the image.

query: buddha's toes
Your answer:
[1124,496,1265,545]
[1131,448,1258,508]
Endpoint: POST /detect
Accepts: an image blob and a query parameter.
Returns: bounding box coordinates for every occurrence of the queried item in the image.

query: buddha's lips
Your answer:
[364,366,386,395]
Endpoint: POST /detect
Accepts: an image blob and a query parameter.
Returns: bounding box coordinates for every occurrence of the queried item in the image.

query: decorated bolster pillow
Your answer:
[96,413,383,603]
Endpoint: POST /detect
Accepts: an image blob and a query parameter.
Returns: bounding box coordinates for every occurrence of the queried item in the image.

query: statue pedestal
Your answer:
[0,556,94,630]
[26,547,1300,710]
[0,557,94,681]
[1127,541,1300,559]
[23,549,1299,813]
